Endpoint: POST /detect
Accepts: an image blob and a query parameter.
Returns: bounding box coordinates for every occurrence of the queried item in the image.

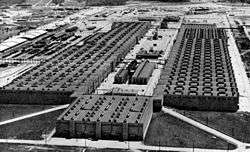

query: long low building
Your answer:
[0,22,151,104]
[55,95,153,141]
[0,29,48,58]
[155,24,239,112]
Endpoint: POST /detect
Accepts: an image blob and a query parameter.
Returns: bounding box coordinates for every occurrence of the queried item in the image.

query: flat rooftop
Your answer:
[58,95,152,124]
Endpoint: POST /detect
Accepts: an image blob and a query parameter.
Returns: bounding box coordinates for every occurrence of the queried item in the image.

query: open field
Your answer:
[0,144,84,152]
[0,0,54,6]
[0,110,64,140]
[176,110,250,143]
[144,112,236,150]
[0,105,54,122]
[0,0,80,6]
[0,144,149,152]
[0,0,26,6]
[86,149,179,152]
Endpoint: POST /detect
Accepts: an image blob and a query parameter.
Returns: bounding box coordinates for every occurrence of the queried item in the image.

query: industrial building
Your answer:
[114,60,155,85]
[0,22,151,104]
[0,24,21,42]
[0,29,49,59]
[0,1,245,143]
[55,95,153,141]
[155,24,239,112]
[131,60,155,85]
[54,21,167,142]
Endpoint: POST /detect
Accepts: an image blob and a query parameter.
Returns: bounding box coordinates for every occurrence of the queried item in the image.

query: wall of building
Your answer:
[0,89,74,104]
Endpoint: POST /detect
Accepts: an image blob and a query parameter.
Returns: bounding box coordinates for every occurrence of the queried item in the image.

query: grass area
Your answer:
[144,112,236,150]
[0,144,139,152]
[0,144,183,152]
[0,0,26,6]
[177,110,250,143]
[0,109,64,140]
[86,149,179,152]
[136,0,189,2]
[86,148,135,152]
[0,144,85,152]
[0,105,55,122]
[86,0,127,6]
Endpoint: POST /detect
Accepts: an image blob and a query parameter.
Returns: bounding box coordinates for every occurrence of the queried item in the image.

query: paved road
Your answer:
[0,138,241,152]
[0,4,249,152]
[0,107,249,152]
[226,15,250,112]
[0,104,69,126]
[162,107,250,152]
